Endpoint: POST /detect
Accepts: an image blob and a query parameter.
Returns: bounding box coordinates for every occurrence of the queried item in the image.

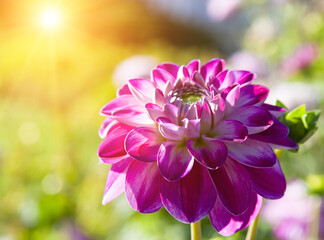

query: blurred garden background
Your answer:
[0,0,324,239]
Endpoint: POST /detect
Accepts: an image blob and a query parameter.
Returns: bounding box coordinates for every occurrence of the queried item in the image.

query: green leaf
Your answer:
[286,104,306,121]
[276,102,321,149]
[275,100,288,110]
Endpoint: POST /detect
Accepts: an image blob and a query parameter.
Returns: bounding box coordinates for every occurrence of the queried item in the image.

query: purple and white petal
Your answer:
[209,158,252,215]
[161,163,217,223]
[158,141,194,181]
[125,161,163,213]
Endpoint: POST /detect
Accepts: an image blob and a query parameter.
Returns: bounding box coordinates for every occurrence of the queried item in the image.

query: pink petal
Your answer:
[117,83,132,96]
[219,70,255,91]
[187,137,227,169]
[245,158,286,199]
[209,158,252,215]
[100,95,143,116]
[227,139,276,167]
[157,119,185,141]
[224,84,240,115]
[98,117,114,138]
[187,59,200,77]
[157,62,180,80]
[98,123,134,163]
[112,109,155,127]
[192,72,205,87]
[177,65,190,80]
[161,163,217,223]
[102,156,134,204]
[128,78,156,104]
[227,106,274,134]
[212,119,248,141]
[125,161,163,213]
[209,193,262,236]
[157,141,194,181]
[200,58,225,82]
[152,68,175,91]
[196,101,212,134]
[145,103,163,121]
[125,127,164,162]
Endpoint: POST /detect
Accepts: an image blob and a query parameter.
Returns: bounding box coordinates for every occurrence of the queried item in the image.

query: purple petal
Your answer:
[161,163,217,223]
[212,119,248,141]
[250,118,289,141]
[227,139,276,167]
[187,59,200,77]
[157,62,180,80]
[269,137,298,150]
[201,58,225,82]
[209,193,262,236]
[187,137,227,170]
[102,156,134,204]
[125,127,163,162]
[209,158,252,215]
[128,78,156,104]
[261,103,287,117]
[157,141,194,181]
[98,123,134,163]
[245,158,286,199]
[228,106,274,134]
[125,161,163,213]
[236,85,269,108]
[152,68,176,91]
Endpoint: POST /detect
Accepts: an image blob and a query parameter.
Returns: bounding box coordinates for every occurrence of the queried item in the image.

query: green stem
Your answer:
[191,221,201,240]
[245,210,261,240]
[245,149,283,240]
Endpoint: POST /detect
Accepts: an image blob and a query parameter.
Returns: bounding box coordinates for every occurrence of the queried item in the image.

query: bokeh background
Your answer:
[0,0,323,239]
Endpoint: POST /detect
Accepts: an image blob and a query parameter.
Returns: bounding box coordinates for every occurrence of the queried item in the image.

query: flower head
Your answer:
[98,59,297,235]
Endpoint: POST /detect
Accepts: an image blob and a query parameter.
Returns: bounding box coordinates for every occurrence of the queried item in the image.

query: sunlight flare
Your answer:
[40,8,61,29]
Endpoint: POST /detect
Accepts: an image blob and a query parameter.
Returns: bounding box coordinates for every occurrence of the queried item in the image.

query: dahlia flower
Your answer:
[98,59,297,236]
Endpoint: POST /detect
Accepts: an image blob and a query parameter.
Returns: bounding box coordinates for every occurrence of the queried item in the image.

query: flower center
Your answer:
[172,83,204,104]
